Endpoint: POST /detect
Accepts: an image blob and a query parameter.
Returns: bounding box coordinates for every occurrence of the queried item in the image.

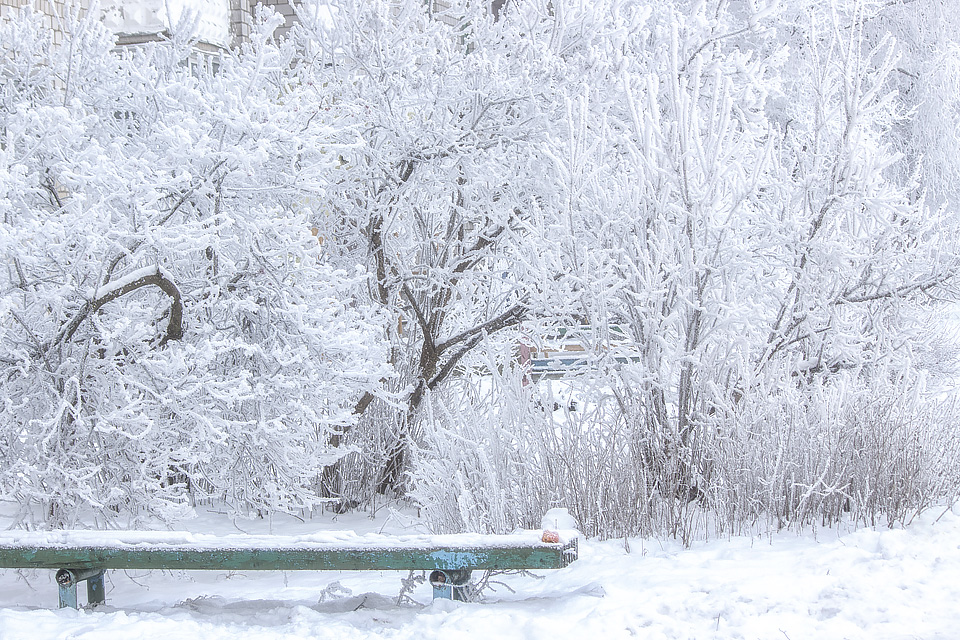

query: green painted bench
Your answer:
[0,529,578,608]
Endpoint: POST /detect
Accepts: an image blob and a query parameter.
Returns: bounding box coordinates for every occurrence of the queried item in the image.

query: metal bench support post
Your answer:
[56,568,106,609]
[86,570,106,607]
[429,569,472,602]
[57,579,77,610]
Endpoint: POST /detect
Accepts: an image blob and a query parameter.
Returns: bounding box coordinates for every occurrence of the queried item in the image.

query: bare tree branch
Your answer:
[436,300,527,355]
[837,272,955,304]
[401,281,437,357]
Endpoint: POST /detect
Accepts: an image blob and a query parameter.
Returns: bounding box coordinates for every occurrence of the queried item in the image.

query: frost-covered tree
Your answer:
[1,0,957,538]
[866,0,960,211]
[408,0,960,538]
[297,0,572,496]
[576,0,958,534]
[0,8,389,527]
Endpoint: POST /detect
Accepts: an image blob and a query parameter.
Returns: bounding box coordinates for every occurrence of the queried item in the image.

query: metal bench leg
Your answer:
[56,568,106,609]
[429,569,472,602]
[57,579,78,609]
[86,571,106,607]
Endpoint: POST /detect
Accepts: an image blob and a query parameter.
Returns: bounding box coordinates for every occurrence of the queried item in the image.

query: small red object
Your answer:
[541,530,560,543]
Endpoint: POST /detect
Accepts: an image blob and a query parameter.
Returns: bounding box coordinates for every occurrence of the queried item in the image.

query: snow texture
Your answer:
[0,529,575,551]
[540,508,578,533]
[2,505,960,639]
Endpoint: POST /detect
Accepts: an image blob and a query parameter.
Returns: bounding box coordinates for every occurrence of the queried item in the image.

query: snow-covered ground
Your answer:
[2,504,959,639]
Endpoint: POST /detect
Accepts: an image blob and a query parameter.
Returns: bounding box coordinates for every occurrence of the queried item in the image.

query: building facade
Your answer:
[1,0,92,46]
[2,1,509,50]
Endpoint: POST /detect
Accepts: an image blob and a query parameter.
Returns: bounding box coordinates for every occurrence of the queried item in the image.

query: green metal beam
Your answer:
[0,533,578,608]
[0,540,576,572]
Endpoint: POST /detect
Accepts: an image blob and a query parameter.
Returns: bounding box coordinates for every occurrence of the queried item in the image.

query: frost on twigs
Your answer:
[0,6,391,528]
[318,580,353,604]
[472,569,544,602]
[395,570,425,606]
[1,0,959,540]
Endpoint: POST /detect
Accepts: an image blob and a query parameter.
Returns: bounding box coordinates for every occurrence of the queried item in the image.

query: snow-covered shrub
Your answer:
[410,354,960,541]
[0,8,390,527]
[407,366,555,535]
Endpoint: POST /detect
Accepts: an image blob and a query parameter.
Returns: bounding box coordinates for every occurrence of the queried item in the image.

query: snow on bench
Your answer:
[0,529,579,608]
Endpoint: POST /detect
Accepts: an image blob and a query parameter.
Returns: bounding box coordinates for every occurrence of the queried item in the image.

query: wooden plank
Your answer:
[0,540,576,572]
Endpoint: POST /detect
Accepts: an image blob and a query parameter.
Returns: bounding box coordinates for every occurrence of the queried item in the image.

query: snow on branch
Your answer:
[53,266,184,349]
